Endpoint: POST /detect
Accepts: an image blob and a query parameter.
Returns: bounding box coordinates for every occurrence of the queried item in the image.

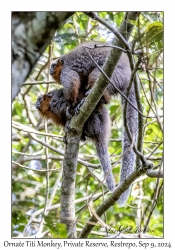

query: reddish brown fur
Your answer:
[69,78,80,103]
[36,93,67,126]
[51,60,63,83]
[35,89,115,192]
[38,94,51,114]
[50,54,110,105]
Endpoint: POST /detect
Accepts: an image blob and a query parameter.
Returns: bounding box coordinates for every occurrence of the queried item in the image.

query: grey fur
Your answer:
[83,101,115,191]
[50,42,138,205]
[36,89,115,192]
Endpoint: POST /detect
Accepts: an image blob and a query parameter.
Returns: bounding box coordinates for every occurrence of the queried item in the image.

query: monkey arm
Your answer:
[60,65,81,104]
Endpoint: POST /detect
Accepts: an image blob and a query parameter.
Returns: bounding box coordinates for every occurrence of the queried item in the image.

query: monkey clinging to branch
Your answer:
[49,41,138,206]
[35,88,116,192]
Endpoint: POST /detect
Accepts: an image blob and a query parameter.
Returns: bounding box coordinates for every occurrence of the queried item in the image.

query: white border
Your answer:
[0,1,174,248]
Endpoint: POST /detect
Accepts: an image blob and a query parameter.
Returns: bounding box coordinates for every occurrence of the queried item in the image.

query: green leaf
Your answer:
[143,21,163,45]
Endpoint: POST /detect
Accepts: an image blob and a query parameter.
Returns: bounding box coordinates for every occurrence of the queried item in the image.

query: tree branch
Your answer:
[60,12,140,238]
[78,162,153,238]
[12,12,73,100]
[146,169,163,178]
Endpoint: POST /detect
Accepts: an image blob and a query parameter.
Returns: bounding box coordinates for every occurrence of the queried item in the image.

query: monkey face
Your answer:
[50,58,64,83]
[35,89,67,127]
[35,93,53,115]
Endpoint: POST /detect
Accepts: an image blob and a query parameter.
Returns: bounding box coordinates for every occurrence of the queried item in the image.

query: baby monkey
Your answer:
[35,88,115,192]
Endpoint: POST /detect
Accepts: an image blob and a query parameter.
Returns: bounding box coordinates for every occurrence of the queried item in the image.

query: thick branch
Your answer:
[86,12,130,50]
[146,169,163,178]
[12,12,73,100]
[60,12,140,238]
[87,12,144,166]
[78,163,152,238]
[71,12,140,131]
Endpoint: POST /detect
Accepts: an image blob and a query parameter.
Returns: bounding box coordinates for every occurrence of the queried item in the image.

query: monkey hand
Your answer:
[66,106,74,119]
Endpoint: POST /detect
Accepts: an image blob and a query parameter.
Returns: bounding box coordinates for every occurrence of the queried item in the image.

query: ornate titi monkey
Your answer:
[35,88,115,192]
[49,42,138,206]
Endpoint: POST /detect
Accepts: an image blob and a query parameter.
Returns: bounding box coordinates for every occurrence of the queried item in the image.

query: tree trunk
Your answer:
[12,12,73,100]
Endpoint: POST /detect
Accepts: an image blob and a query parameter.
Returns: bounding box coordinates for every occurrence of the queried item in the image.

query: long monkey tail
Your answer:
[117,88,138,207]
[83,105,115,192]
[95,139,115,192]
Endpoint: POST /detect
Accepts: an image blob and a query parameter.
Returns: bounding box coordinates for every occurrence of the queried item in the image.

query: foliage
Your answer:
[12,12,163,238]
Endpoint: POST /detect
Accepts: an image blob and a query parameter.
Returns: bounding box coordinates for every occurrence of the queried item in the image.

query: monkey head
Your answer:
[35,89,67,126]
[36,92,52,114]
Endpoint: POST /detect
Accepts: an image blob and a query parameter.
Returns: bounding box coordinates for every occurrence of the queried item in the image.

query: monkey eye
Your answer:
[47,92,52,97]
[37,96,43,102]
[52,62,57,68]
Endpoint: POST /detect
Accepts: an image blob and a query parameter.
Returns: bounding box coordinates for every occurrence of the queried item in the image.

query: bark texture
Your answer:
[60,11,140,237]
[12,12,73,100]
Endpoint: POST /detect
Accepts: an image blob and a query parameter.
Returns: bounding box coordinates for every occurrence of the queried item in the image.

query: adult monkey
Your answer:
[49,40,138,206]
[49,10,140,208]
[35,88,115,192]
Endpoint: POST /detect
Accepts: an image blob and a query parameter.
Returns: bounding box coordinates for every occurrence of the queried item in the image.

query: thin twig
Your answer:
[83,46,155,119]
[84,44,127,53]
[29,133,100,169]
[86,12,130,50]
[12,121,62,138]
[143,180,163,233]
[12,160,60,172]
[146,141,163,159]
[79,163,153,238]
[23,80,55,86]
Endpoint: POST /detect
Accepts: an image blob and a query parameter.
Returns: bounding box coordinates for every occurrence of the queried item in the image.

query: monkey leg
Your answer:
[88,67,111,104]
[74,67,112,115]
